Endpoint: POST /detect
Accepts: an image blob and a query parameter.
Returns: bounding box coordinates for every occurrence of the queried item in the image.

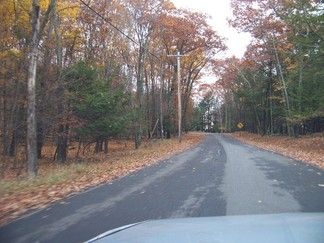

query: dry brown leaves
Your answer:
[0,132,205,226]
[230,132,324,169]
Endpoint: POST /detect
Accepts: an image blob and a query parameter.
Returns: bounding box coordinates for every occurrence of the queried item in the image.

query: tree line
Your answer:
[0,0,225,178]
[198,0,323,136]
[2,0,322,179]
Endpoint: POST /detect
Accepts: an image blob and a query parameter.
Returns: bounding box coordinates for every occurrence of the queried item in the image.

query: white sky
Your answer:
[172,0,251,58]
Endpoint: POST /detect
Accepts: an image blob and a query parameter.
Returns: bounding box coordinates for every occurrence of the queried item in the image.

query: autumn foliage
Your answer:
[0,0,225,177]
[209,0,324,135]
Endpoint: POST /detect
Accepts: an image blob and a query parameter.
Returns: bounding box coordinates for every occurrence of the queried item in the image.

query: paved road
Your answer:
[1,134,323,242]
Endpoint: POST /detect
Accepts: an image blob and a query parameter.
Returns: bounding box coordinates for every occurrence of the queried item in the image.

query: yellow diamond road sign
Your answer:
[237,122,244,129]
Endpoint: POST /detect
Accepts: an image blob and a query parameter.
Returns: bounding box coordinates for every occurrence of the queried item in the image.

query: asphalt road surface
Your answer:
[1,134,323,242]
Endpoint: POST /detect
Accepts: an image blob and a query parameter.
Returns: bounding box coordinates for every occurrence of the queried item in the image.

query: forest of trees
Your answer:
[0,0,225,177]
[0,0,323,178]
[210,0,324,136]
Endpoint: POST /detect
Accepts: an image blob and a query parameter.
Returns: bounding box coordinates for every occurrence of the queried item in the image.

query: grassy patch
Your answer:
[0,163,89,197]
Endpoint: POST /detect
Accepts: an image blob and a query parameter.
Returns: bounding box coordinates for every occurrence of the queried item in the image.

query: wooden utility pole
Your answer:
[159,52,164,140]
[167,51,187,143]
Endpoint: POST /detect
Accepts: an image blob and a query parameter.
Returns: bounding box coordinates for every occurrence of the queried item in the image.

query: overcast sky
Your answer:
[171,0,251,58]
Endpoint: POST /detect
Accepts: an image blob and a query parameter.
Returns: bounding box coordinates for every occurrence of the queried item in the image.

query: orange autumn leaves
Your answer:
[231,132,324,169]
[0,133,205,225]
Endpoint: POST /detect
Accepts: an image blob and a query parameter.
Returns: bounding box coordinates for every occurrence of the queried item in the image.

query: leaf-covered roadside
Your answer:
[230,132,324,169]
[0,133,205,226]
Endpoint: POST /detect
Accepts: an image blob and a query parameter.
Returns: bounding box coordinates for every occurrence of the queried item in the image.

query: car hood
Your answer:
[86,213,324,243]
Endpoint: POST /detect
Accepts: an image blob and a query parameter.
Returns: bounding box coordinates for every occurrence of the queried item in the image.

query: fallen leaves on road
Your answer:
[230,132,324,169]
[0,133,205,226]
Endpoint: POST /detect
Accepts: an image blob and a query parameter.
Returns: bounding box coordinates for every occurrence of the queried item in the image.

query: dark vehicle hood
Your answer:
[87,213,324,243]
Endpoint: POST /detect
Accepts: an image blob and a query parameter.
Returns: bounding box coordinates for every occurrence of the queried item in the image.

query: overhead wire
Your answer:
[79,0,160,60]
[79,0,138,45]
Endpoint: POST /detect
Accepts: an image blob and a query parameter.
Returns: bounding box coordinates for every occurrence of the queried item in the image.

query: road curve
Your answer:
[0,134,323,242]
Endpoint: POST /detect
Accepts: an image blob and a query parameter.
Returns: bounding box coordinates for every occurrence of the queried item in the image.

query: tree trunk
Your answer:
[53,1,68,162]
[95,139,103,153]
[225,91,233,133]
[36,1,54,159]
[9,131,17,157]
[272,37,294,136]
[269,70,274,135]
[37,120,44,159]
[135,42,147,149]
[56,125,68,163]
[2,89,8,155]
[298,55,304,113]
[135,134,142,150]
[27,0,40,179]
[104,138,108,160]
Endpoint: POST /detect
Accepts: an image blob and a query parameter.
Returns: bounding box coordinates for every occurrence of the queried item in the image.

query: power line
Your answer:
[79,0,138,45]
[79,0,160,60]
